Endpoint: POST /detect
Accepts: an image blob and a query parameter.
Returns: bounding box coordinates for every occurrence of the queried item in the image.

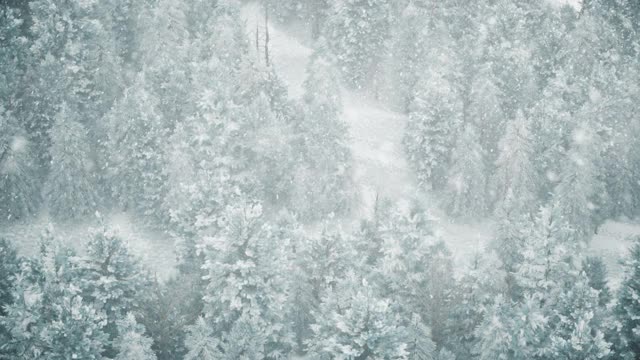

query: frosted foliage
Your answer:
[44,104,99,220]
[114,314,157,360]
[2,0,640,359]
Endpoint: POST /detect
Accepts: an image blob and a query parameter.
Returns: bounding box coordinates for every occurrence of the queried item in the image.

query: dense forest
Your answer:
[2,0,640,359]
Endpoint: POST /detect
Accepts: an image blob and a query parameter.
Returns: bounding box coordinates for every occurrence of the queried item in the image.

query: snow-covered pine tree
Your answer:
[475,294,549,360]
[107,0,147,67]
[293,40,352,220]
[513,205,577,298]
[479,205,612,359]
[492,190,531,299]
[1,230,109,359]
[137,0,191,124]
[163,105,240,237]
[548,272,612,359]
[582,256,612,307]
[29,0,123,129]
[198,200,293,359]
[404,68,463,191]
[491,110,539,217]
[184,317,221,360]
[114,313,157,360]
[0,4,28,121]
[615,236,640,359]
[553,121,607,241]
[445,251,505,360]
[43,103,99,220]
[390,0,431,111]
[307,273,408,359]
[379,206,434,312]
[139,276,203,360]
[104,80,168,222]
[445,122,488,218]
[288,225,353,352]
[0,106,40,221]
[325,0,392,89]
[379,205,456,347]
[0,238,20,356]
[467,64,505,170]
[404,313,437,360]
[77,224,152,356]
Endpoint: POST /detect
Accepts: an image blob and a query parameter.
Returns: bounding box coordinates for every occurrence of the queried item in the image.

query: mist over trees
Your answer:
[1,0,640,359]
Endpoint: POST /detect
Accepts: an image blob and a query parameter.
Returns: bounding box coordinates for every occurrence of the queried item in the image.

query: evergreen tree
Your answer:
[1,230,109,359]
[582,256,612,307]
[0,105,40,221]
[553,121,607,241]
[390,0,431,111]
[380,206,456,347]
[404,69,463,190]
[43,103,99,220]
[404,313,437,360]
[446,252,505,360]
[478,205,612,359]
[0,238,20,357]
[289,226,353,353]
[307,273,408,359]
[325,0,392,88]
[199,200,293,358]
[467,64,505,169]
[137,0,191,124]
[184,317,221,360]
[78,224,152,356]
[293,42,352,220]
[548,273,612,359]
[445,122,488,218]
[104,80,168,221]
[475,294,549,360]
[616,236,640,359]
[139,276,202,360]
[114,313,157,360]
[491,111,538,217]
[28,0,123,145]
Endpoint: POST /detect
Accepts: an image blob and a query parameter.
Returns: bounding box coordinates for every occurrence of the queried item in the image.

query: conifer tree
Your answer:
[616,236,640,358]
[445,122,488,218]
[0,106,40,221]
[404,313,437,360]
[553,121,607,241]
[391,0,431,111]
[198,200,293,358]
[78,224,152,356]
[293,41,352,220]
[307,273,408,359]
[404,69,463,190]
[104,81,168,221]
[0,238,20,356]
[289,226,353,352]
[492,111,538,217]
[184,317,221,360]
[43,103,99,220]
[1,230,109,359]
[583,256,612,307]
[446,252,505,359]
[28,0,123,132]
[325,0,392,88]
[114,313,157,360]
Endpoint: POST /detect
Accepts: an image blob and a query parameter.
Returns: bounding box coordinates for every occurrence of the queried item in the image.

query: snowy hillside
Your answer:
[241,1,635,281]
[2,0,640,359]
